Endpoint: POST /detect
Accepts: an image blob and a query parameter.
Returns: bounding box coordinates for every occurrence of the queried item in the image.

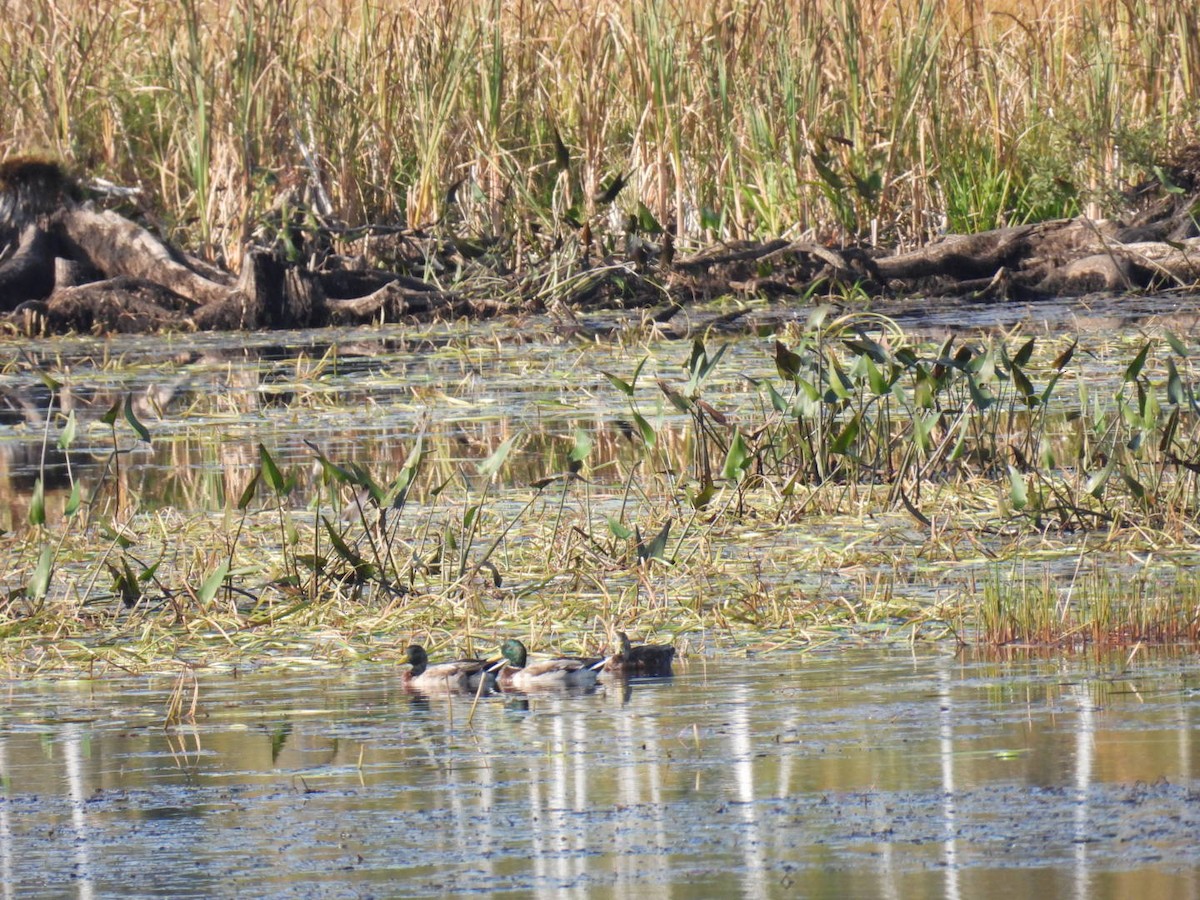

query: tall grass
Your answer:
[3,0,1197,260]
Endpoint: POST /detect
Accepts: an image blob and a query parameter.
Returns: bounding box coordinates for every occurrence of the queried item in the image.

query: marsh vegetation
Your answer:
[5,11,1200,897]
[7,0,1198,253]
[3,308,1200,672]
[5,1,1200,332]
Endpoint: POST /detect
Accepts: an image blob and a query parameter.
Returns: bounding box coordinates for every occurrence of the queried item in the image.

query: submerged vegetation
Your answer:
[5,314,1200,672]
[3,0,1197,263]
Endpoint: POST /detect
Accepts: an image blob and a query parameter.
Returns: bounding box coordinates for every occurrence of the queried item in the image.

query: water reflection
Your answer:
[938,661,960,900]
[0,325,760,533]
[61,724,94,900]
[2,651,1200,897]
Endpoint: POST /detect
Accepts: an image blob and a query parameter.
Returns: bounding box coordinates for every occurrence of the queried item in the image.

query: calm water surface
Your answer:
[3,649,1200,898]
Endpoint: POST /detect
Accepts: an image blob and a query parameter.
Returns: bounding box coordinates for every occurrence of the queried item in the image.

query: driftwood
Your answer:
[872,218,1200,295]
[1,152,1199,336]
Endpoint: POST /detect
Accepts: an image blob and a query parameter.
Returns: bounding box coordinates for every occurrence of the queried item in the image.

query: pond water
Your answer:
[4,649,1200,898]
[1,321,698,528]
[5,293,1190,526]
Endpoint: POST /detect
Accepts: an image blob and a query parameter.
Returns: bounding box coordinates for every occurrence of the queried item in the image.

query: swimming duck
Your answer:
[400,644,494,692]
[493,638,605,691]
[604,631,675,677]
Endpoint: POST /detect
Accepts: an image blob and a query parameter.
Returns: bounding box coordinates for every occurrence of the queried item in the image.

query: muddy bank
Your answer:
[2,151,1200,336]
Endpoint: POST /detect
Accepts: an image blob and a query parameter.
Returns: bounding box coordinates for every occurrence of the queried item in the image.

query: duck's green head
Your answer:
[499,639,528,668]
[405,644,429,675]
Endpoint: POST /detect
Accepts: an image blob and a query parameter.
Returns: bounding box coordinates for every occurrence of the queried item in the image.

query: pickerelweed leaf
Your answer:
[688,477,716,510]
[100,398,121,426]
[1123,341,1150,383]
[967,374,993,410]
[774,340,802,381]
[1167,357,1184,405]
[637,520,672,564]
[1165,330,1189,358]
[722,430,751,481]
[569,428,593,463]
[477,434,519,477]
[658,379,692,413]
[865,356,889,396]
[1160,407,1179,453]
[1012,365,1036,404]
[830,414,860,455]
[1012,337,1036,367]
[766,381,788,413]
[607,517,633,540]
[237,470,261,510]
[601,370,634,397]
[57,410,76,450]
[636,201,663,235]
[29,477,45,526]
[1052,339,1077,371]
[124,395,151,443]
[630,411,656,448]
[1007,465,1028,510]
[197,561,230,606]
[28,544,53,601]
[64,482,82,517]
[1085,458,1116,498]
[1121,469,1146,502]
[259,444,287,496]
[307,441,354,485]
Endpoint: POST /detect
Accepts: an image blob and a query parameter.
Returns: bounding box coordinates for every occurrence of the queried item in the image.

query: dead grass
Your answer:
[3,0,1196,261]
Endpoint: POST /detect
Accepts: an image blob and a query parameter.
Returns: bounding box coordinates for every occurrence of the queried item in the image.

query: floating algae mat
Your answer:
[2,650,1199,896]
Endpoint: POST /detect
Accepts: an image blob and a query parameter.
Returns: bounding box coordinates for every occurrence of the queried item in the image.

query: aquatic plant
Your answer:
[6,321,1200,671]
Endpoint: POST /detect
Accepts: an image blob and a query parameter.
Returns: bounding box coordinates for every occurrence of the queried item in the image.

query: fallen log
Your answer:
[873,222,1052,281]
[325,281,510,323]
[45,277,196,333]
[56,207,231,309]
[2,151,1200,337]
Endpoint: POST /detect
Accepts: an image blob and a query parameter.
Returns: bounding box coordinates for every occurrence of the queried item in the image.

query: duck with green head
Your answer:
[401,644,494,692]
[493,639,605,691]
[602,631,675,677]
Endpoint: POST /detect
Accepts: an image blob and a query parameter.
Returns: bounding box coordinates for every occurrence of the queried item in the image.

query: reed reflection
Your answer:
[729,684,767,898]
[63,724,95,900]
[938,655,961,900]
[0,736,12,900]
[1072,678,1095,900]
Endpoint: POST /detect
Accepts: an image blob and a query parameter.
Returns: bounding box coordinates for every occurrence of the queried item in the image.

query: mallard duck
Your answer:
[493,638,605,691]
[400,644,494,692]
[603,631,675,677]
